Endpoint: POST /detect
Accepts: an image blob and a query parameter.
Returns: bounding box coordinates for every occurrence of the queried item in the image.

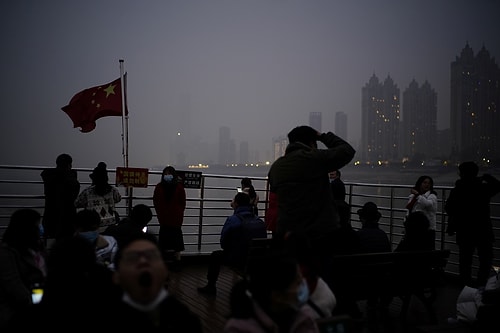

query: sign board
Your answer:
[177,170,203,189]
[115,167,149,188]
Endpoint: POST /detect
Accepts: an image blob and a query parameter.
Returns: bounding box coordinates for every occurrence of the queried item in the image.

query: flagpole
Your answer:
[119,59,132,216]
[119,59,128,168]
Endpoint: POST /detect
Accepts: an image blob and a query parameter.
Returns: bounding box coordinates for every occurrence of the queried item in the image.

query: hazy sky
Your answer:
[1,0,499,169]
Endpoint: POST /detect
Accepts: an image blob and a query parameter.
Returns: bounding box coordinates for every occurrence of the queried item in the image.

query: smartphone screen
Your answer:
[31,287,43,304]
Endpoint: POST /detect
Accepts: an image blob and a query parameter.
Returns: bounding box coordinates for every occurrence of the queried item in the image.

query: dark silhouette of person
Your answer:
[103,203,153,247]
[395,211,435,252]
[329,169,346,202]
[0,209,47,330]
[6,235,120,331]
[225,249,320,332]
[241,177,259,216]
[445,161,500,288]
[356,202,391,253]
[267,125,355,278]
[40,153,80,240]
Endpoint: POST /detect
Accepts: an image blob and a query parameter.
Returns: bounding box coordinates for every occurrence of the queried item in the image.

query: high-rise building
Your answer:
[450,43,500,163]
[272,136,288,162]
[309,112,322,132]
[218,126,231,165]
[239,141,249,164]
[401,79,437,162]
[361,74,400,163]
[335,111,347,140]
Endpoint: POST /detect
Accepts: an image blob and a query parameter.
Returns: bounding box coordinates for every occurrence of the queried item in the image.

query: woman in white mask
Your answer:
[153,166,186,272]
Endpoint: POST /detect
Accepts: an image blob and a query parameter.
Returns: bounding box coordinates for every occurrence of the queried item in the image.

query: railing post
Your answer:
[197,176,206,252]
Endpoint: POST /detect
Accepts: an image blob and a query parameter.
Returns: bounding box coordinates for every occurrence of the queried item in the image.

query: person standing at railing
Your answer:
[405,175,437,249]
[329,169,346,202]
[241,177,259,216]
[40,153,80,241]
[445,161,500,288]
[267,125,355,278]
[74,162,122,232]
[153,166,186,272]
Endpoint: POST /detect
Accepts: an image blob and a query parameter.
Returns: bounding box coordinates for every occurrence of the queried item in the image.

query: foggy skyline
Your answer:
[1,1,499,168]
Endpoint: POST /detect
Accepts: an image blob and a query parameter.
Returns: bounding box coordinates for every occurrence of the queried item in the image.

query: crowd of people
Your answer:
[1,126,499,332]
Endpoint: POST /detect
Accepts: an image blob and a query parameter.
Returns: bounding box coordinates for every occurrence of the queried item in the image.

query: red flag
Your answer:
[61,76,127,133]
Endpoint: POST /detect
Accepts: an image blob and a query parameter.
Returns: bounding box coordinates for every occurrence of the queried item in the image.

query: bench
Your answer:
[327,249,451,323]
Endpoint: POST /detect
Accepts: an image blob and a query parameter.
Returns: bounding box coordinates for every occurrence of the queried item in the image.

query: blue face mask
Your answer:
[296,279,309,308]
[79,231,99,244]
[163,174,174,183]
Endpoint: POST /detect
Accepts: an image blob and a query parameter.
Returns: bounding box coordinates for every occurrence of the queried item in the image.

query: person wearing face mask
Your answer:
[74,209,118,270]
[225,249,320,333]
[153,166,187,271]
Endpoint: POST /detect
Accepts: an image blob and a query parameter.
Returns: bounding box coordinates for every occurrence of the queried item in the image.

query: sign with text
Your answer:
[177,170,203,189]
[115,167,149,188]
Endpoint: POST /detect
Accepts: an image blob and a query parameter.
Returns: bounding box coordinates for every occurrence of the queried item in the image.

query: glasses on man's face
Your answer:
[122,249,162,264]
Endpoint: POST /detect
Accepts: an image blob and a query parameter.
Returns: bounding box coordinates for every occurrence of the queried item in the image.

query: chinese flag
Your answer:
[61,76,127,133]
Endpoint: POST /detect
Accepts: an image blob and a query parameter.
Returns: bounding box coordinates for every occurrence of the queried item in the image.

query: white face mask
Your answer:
[163,174,174,182]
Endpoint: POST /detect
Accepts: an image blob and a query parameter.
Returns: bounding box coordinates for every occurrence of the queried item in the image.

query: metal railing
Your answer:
[1,164,499,278]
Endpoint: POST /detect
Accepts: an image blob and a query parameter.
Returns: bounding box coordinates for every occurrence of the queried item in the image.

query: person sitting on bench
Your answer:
[197,192,267,296]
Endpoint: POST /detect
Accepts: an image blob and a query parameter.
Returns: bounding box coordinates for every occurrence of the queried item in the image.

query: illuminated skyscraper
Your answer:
[450,43,500,163]
[401,79,437,161]
[361,74,400,164]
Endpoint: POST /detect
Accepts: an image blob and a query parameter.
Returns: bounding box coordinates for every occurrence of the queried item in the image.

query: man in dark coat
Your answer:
[40,153,80,240]
[268,126,355,252]
[268,125,355,281]
[445,161,500,287]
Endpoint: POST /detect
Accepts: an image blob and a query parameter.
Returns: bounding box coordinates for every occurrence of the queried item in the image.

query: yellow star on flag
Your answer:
[104,83,117,98]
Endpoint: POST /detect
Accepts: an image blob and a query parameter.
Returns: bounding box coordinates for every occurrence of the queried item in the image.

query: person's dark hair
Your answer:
[234,192,251,206]
[74,209,101,231]
[56,153,72,169]
[241,177,257,202]
[414,175,437,195]
[229,249,299,319]
[287,125,317,145]
[246,250,299,311]
[130,204,153,226]
[357,201,381,223]
[459,161,479,179]
[2,208,42,251]
[90,161,111,195]
[335,169,341,178]
[241,177,253,188]
[113,232,159,270]
[43,235,117,305]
